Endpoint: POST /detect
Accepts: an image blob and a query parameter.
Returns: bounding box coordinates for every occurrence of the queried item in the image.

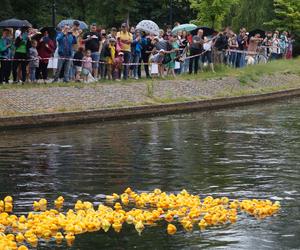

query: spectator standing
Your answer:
[152,37,169,77]
[279,31,288,58]
[165,35,179,77]
[189,29,203,74]
[13,27,31,83]
[132,30,143,79]
[113,52,124,81]
[247,34,263,63]
[83,23,101,79]
[237,28,248,67]
[150,49,165,77]
[202,37,215,72]
[73,47,84,82]
[138,32,153,79]
[36,30,55,83]
[179,30,189,73]
[286,34,294,59]
[228,32,238,67]
[117,23,133,80]
[106,38,116,80]
[99,30,108,79]
[82,49,93,82]
[271,31,281,60]
[69,21,83,81]
[29,40,39,83]
[0,29,12,84]
[262,31,273,57]
[214,30,228,65]
[53,25,77,83]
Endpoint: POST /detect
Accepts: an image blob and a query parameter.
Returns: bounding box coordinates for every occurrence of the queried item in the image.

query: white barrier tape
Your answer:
[0,47,272,65]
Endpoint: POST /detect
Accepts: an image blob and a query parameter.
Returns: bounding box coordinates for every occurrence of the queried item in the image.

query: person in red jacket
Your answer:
[37,30,55,83]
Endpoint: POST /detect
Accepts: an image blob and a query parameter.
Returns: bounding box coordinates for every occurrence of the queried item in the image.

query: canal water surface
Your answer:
[0,98,300,249]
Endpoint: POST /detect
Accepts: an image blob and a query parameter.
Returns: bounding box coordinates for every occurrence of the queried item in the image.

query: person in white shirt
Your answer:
[202,37,215,72]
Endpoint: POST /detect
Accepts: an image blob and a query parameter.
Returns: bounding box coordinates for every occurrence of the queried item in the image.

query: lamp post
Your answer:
[169,0,173,26]
[52,0,56,27]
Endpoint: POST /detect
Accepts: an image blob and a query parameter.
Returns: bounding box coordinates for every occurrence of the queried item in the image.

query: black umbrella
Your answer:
[248,29,266,39]
[0,18,32,28]
[191,26,217,37]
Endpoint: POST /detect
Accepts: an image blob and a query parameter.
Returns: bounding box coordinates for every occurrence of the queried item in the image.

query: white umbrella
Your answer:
[136,20,159,36]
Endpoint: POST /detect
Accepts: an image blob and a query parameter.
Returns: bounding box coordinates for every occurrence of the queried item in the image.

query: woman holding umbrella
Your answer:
[36,29,55,83]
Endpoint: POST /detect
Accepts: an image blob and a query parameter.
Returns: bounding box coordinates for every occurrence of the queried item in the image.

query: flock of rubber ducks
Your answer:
[0,188,280,249]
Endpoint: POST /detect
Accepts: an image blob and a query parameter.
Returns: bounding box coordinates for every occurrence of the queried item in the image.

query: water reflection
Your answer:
[0,98,300,249]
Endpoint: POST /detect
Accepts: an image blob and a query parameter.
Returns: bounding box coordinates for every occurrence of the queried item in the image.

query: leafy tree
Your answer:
[225,0,275,32]
[265,0,300,33]
[0,0,13,20]
[189,0,238,29]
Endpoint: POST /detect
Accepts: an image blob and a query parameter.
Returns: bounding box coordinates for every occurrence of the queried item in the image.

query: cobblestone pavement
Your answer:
[0,73,299,117]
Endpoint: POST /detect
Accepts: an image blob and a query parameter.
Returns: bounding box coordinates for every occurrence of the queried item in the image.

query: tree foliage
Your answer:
[0,0,298,34]
[265,0,300,33]
[189,0,238,29]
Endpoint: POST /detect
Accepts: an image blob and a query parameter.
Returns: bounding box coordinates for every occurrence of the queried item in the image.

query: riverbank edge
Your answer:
[1,87,300,129]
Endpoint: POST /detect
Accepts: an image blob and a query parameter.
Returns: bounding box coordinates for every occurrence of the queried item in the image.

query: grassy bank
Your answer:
[0,58,300,118]
[0,58,299,90]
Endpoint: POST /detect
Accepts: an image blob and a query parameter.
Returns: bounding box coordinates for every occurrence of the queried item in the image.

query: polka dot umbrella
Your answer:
[136,20,160,36]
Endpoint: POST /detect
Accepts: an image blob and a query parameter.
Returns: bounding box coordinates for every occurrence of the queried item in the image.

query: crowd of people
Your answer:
[0,20,295,84]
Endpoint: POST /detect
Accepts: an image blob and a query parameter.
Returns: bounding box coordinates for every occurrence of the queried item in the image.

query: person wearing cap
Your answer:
[114,52,124,81]
[83,23,101,79]
[0,29,13,84]
[116,23,133,80]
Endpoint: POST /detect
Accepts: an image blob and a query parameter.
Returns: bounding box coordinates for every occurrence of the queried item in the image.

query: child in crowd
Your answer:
[106,38,116,80]
[29,40,39,82]
[113,52,124,81]
[73,47,84,82]
[82,49,93,82]
[150,49,165,77]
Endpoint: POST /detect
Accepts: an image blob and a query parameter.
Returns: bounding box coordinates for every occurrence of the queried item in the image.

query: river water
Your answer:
[0,98,300,250]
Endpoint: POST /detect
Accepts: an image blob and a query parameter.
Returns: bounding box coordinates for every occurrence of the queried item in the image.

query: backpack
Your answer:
[104,44,111,57]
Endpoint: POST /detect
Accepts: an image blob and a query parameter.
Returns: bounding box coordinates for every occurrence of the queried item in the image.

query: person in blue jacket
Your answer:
[53,25,77,83]
[131,30,143,80]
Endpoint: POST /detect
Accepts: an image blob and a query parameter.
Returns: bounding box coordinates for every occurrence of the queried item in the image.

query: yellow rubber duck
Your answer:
[4,196,13,203]
[18,245,29,250]
[135,220,145,235]
[54,232,64,243]
[15,233,25,243]
[167,224,177,235]
[4,202,13,213]
[112,221,122,233]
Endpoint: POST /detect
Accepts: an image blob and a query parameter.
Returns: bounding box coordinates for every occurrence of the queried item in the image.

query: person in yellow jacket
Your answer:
[116,23,132,80]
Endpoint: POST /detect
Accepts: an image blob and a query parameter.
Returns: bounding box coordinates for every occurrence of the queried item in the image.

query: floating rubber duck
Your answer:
[167,224,177,235]
[55,196,64,209]
[135,221,144,235]
[17,245,28,250]
[15,233,25,243]
[54,232,64,243]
